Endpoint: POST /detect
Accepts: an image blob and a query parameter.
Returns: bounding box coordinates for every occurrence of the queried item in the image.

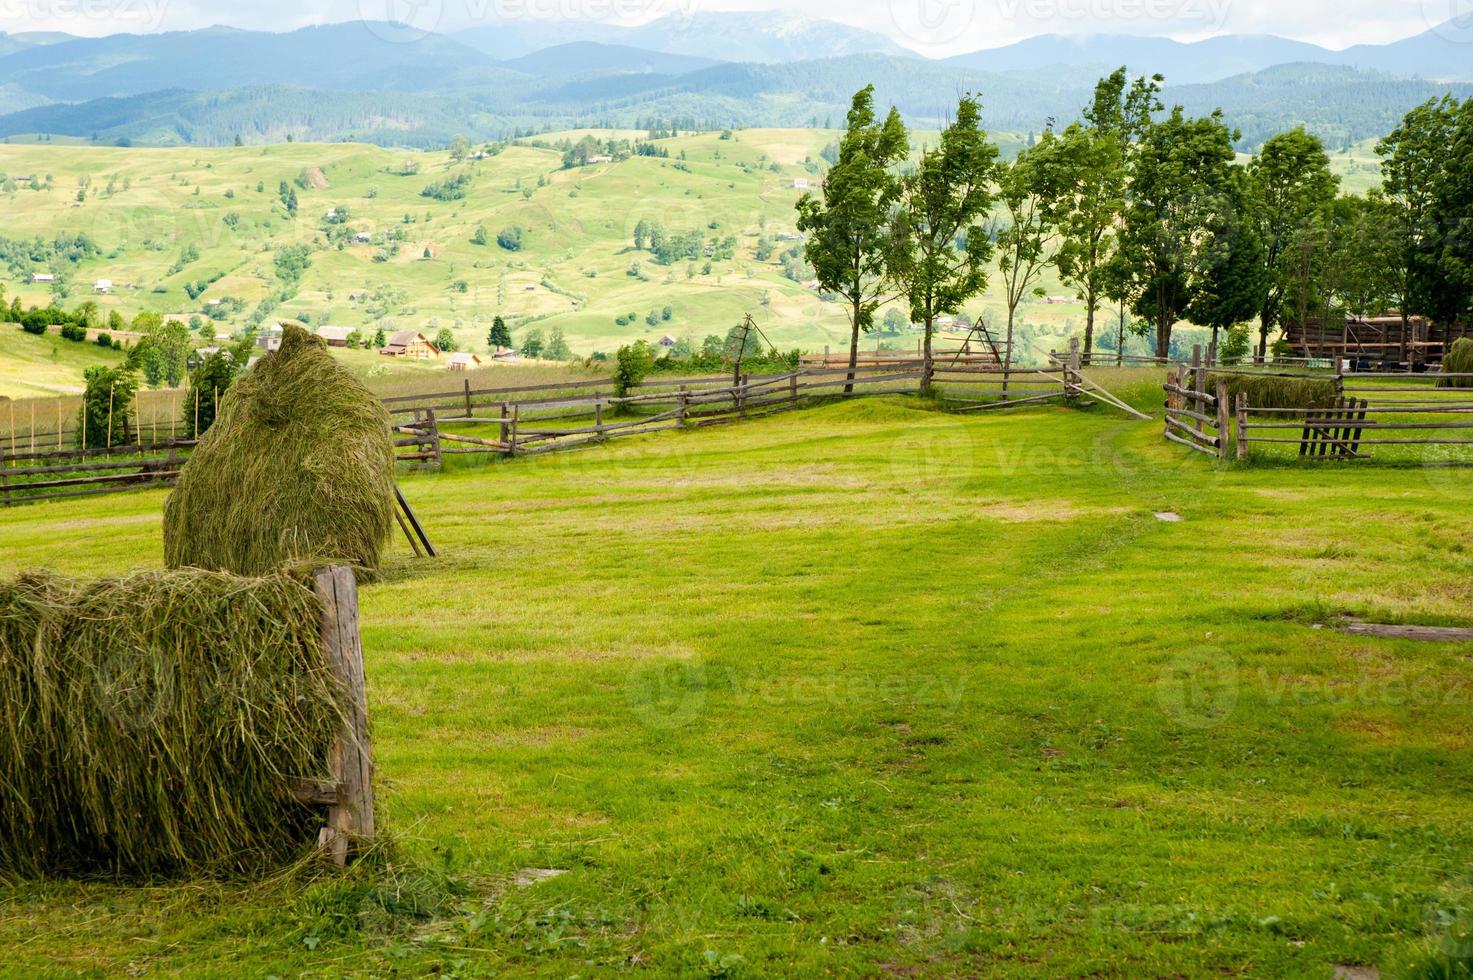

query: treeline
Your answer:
[795,72,1473,386]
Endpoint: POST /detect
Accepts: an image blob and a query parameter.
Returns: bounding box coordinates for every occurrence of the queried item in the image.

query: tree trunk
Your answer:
[1155,312,1171,361]
[846,297,861,395]
[1083,300,1095,362]
[1256,319,1269,363]
[921,315,934,396]
[1003,304,1016,399]
[1116,301,1126,367]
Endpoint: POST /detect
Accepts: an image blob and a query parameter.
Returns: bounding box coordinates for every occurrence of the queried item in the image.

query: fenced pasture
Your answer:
[1162,345,1473,465]
[2,395,1470,976]
[1,359,1083,503]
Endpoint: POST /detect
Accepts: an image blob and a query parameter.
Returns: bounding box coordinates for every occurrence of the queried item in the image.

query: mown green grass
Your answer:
[0,393,1470,977]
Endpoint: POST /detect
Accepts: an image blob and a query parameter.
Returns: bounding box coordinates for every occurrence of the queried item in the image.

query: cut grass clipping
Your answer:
[1207,372,1338,412]
[1438,337,1473,387]
[0,568,344,878]
[164,324,395,576]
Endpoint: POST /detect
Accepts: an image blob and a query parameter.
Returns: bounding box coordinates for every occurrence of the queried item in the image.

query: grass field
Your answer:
[1,382,1470,977]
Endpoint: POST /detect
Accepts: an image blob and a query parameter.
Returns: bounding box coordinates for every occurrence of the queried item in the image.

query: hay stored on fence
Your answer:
[1438,338,1473,387]
[0,567,344,878]
[164,324,395,576]
[1206,372,1337,412]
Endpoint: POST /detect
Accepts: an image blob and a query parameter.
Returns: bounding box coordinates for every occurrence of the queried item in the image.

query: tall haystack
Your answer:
[164,324,395,576]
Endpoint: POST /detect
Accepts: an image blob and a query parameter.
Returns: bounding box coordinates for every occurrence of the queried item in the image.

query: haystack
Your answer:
[1207,372,1337,412]
[0,568,343,877]
[1437,337,1473,388]
[164,324,395,576]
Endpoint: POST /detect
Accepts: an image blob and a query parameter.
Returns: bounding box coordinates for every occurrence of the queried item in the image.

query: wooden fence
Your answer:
[1,359,1079,504]
[1162,345,1473,462]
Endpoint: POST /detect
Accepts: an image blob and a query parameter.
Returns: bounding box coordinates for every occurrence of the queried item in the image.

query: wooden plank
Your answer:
[1215,381,1231,460]
[313,565,375,866]
[1236,392,1249,461]
[1342,619,1473,642]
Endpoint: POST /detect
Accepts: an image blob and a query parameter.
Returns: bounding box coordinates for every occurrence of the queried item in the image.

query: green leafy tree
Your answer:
[887,93,998,393]
[519,328,545,358]
[182,350,239,437]
[544,326,571,360]
[471,224,488,246]
[1247,127,1339,358]
[613,340,655,397]
[434,327,457,353]
[1118,107,1240,359]
[1329,191,1404,319]
[795,84,908,392]
[76,365,138,448]
[995,134,1062,372]
[1049,69,1162,357]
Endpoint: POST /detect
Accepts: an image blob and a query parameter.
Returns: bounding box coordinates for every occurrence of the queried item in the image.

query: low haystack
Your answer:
[1437,337,1473,388]
[0,568,343,877]
[164,324,395,576]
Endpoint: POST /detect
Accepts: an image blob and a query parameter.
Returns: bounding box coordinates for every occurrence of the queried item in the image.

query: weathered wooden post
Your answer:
[463,378,473,420]
[678,385,689,426]
[1235,392,1249,461]
[1215,381,1231,460]
[312,565,374,866]
[594,399,605,441]
[1191,345,1205,436]
[1067,337,1081,401]
[499,402,511,453]
[508,404,520,456]
[424,408,443,468]
[789,372,798,406]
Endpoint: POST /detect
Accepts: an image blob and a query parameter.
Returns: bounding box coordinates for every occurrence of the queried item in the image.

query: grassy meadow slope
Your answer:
[0,393,1469,975]
[0,129,1382,398]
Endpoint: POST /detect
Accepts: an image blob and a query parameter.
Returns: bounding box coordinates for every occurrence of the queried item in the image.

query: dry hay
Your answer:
[1438,337,1473,388]
[1207,372,1338,412]
[0,567,344,878]
[164,324,395,576]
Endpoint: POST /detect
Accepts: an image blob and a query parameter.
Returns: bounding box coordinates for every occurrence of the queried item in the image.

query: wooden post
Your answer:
[1235,392,1249,461]
[678,386,689,425]
[425,408,443,468]
[498,402,510,450]
[594,400,605,441]
[789,372,798,406]
[508,404,519,456]
[312,565,375,866]
[1067,337,1081,401]
[463,378,473,419]
[1215,381,1231,460]
[1190,345,1205,436]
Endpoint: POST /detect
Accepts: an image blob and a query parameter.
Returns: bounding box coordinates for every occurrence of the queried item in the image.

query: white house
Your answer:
[446,352,482,371]
[792,178,809,190]
[588,154,614,164]
[93,278,113,294]
[31,272,54,283]
[353,231,372,244]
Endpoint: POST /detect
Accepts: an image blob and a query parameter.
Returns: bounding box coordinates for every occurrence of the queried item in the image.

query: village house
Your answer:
[588,154,614,164]
[446,352,482,371]
[257,322,284,352]
[792,178,809,190]
[380,330,439,359]
[315,325,356,347]
[659,335,677,348]
[31,272,54,284]
[353,231,373,244]
[93,278,112,294]
[490,346,519,362]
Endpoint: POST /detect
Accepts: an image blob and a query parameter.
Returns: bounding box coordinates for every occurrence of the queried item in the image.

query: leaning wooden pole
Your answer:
[313,565,375,866]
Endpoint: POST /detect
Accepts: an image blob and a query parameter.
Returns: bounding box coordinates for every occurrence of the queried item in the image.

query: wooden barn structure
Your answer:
[1285,313,1472,368]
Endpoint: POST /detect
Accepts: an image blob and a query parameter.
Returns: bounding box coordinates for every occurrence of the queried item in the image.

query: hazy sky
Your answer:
[2,0,1464,55]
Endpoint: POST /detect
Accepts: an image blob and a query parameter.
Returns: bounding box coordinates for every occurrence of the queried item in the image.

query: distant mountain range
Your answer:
[0,13,1468,150]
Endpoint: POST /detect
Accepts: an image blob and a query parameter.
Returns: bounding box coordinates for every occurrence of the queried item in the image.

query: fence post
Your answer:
[1067,337,1081,401]
[0,447,8,507]
[312,565,374,867]
[1191,345,1205,436]
[789,372,798,406]
[595,399,605,441]
[1235,392,1249,461]
[463,378,473,419]
[678,385,689,426]
[499,402,510,452]
[739,374,749,415]
[424,408,443,468]
[1215,381,1231,460]
[508,404,520,456]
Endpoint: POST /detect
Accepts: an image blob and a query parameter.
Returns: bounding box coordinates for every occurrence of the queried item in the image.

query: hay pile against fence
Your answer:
[164,324,395,576]
[0,568,344,878]
[1207,372,1337,412]
[1438,338,1473,388]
